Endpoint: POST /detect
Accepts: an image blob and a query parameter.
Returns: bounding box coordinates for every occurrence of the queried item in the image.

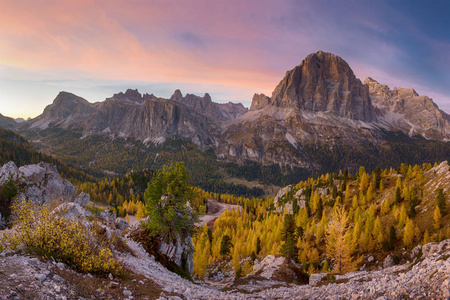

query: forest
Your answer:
[191,161,450,279]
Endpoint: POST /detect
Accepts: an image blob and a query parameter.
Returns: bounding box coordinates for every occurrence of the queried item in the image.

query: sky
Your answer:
[0,0,449,119]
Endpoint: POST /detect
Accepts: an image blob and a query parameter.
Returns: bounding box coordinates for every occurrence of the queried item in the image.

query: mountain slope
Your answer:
[0,113,18,130]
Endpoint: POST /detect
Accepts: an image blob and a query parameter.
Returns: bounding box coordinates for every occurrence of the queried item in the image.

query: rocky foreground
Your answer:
[1,237,449,299]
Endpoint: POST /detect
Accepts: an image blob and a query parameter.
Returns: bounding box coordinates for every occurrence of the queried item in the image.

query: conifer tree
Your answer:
[403,218,415,247]
[280,214,298,260]
[381,198,390,216]
[384,225,396,251]
[422,230,431,245]
[144,162,197,242]
[325,205,361,273]
[437,188,446,215]
[433,205,442,230]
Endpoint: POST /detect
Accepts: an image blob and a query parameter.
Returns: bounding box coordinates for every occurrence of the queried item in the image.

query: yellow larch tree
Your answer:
[434,205,442,230]
[325,205,362,273]
[403,217,415,247]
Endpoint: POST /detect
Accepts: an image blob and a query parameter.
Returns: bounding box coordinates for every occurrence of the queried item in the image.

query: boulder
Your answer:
[422,239,450,258]
[74,192,90,208]
[410,244,422,259]
[54,202,86,219]
[383,255,396,268]
[252,255,308,284]
[115,218,129,231]
[274,185,292,213]
[309,273,328,286]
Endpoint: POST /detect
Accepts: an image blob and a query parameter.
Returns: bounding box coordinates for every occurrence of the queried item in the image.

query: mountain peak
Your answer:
[170,89,183,101]
[269,51,374,122]
[41,92,94,121]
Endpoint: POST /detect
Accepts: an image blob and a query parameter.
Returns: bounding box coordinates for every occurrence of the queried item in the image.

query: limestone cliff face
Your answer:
[269,51,375,122]
[84,95,219,148]
[170,89,247,122]
[250,93,270,111]
[366,77,450,140]
[21,89,246,148]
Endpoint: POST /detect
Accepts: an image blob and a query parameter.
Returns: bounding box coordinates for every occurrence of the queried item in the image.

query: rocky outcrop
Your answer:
[366,77,450,139]
[74,192,90,208]
[158,236,194,275]
[0,161,77,205]
[250,93,270,111]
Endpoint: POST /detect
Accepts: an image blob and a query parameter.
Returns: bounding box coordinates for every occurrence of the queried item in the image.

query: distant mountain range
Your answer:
[4,51,450,179]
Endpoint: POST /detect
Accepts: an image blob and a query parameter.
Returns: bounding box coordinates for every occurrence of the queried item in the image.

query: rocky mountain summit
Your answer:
[20,88,247,149]
[267,51,375,122]
[217,51,450,169]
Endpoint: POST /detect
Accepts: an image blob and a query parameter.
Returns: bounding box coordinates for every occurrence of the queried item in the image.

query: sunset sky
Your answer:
[0,0,449,118]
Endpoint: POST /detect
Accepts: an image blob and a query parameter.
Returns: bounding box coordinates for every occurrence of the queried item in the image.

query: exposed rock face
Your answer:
[15,51,450,172]
[0,161,77,204]
[21,89,246,149]
[170,90,248,122]
[366,77,450,139]
[250,93,270,111]
[270,51,375,122]
[158,235,194,275]
[217,51,450,169]
[251,255,307,284]
[74,192,90,208]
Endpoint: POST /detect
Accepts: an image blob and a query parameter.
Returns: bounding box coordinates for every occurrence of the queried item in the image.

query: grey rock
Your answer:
[309,273,328,286]
[35,274,46,282]
[0,161,19,184]
[368,256,375,263]
[411,244,422,259]
[123,289,132,297]
[115,218,129,231]
[57,262,65,269]
[158,235,194,274]
[74,192,90,208]
[0,161,78,205]
[383,255,396,268]
[53,275,64,282]
[17,284,24,292]
[54,202,86,219]
[18,164,46,184]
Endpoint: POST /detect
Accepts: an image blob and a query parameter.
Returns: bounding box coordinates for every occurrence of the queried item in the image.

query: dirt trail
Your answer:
[197,199,239,229]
